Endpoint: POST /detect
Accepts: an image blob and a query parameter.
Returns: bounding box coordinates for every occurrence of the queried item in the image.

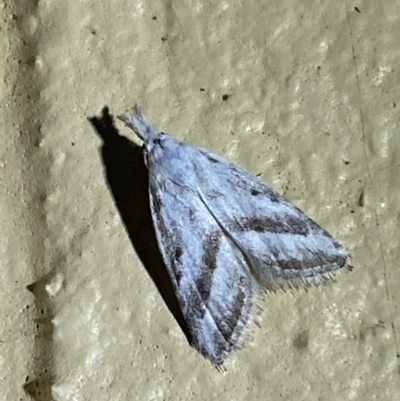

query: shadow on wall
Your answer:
[88,107,192,347]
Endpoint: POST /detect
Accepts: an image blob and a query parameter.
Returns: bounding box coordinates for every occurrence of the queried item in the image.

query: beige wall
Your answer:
[2,1,400,400]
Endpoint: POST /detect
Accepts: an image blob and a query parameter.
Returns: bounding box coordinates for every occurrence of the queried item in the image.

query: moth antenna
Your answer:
[117,105,161,143]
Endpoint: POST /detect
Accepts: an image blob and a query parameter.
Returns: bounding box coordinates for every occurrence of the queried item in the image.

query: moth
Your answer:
[118,106,351,367]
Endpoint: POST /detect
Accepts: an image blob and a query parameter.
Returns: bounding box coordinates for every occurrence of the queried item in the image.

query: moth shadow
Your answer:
[88,107,191,345]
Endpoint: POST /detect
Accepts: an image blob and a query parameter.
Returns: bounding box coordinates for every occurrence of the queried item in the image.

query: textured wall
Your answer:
[1,1,400,400]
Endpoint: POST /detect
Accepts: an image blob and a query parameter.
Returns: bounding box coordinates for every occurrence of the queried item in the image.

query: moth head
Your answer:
[118,104,162,145]
[118,105,176,165]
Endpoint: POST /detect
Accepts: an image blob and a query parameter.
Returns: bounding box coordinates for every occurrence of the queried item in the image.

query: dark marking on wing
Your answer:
[174,246,183,261]
[243,216,277,232]
[220,287,246,341]
[332,240,343,251]
[283,214,311,235]
[151,193,187,285]
[175,269,183,283]
[234,214,310,235]
[249,186,281,202]
[195,230,221,304]
[201,286,247,362]
[173,246,184,283]
[276,253,347,270]
[206,154,221,164]
[186,287,207,319]
[211,274,253,352]
[250,188,262,196]
[202,231,221,271]
[195,272,214,305]
[208,189,224,199]
[225,168,282,203]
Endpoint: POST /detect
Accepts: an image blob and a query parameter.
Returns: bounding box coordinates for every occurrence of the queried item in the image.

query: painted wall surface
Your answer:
[1,1,399,400]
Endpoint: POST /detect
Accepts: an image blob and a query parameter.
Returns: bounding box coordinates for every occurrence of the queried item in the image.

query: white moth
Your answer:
[118,106,351,367]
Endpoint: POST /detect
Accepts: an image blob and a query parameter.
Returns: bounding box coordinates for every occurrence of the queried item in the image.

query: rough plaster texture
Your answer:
[1,1,400,400]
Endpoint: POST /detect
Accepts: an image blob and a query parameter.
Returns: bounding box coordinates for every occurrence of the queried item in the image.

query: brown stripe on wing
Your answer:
[195,230,252,350]
[276,253,348,271]
[195,230,221,304]
[234,214,310,235]
[217,285,246,342]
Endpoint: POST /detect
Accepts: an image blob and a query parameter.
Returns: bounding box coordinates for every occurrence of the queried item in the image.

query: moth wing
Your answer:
[119,107,262,365]
[193,147,350,290]
[119,106,350,366]
[148,155,260,366]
